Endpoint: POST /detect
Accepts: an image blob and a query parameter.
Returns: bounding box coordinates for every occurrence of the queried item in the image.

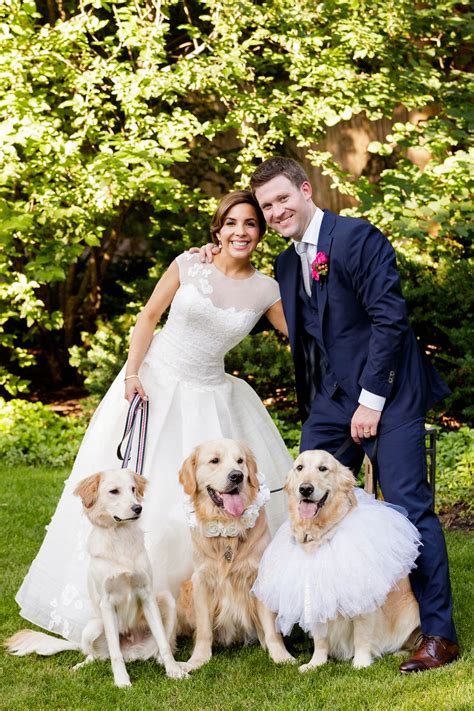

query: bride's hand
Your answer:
[124,376,148,403]
[188,244,220,263]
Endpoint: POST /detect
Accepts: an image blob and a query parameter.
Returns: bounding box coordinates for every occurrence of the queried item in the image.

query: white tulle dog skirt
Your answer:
[252,488,421,636]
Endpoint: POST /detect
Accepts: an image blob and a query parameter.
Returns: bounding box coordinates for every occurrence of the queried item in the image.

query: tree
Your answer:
[0,0,471,420]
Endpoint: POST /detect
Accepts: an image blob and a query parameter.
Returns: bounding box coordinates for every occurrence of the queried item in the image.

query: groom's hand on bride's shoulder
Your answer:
[188,244,220,263]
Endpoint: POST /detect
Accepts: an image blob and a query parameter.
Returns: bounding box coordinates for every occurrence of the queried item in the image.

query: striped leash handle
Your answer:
[117,393,149,476]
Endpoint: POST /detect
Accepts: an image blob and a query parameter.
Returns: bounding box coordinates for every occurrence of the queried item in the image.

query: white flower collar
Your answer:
[183,472,270,537]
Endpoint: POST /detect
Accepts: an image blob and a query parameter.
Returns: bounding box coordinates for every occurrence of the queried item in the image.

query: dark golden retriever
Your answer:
[177,438,294,671]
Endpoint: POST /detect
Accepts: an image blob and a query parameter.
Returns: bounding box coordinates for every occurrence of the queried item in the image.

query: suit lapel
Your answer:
[312,209,337,323]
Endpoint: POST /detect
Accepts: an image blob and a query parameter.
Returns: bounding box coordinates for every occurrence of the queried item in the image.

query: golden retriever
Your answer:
[6,469,188,687]
[284,450,420,671]
[177,438,294,671]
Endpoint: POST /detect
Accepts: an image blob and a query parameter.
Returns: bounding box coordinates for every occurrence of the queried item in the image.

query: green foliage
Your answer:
[0,397,86,466]
[69,313,136,396]
[347,141,473,421]
[436,426,474,513]
[0,0,472,423]
[268,409,301,459]
[397,258,474,421]
[225,331,296,400]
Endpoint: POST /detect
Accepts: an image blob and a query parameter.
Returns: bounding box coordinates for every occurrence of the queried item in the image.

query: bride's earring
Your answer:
[218,240,222,249]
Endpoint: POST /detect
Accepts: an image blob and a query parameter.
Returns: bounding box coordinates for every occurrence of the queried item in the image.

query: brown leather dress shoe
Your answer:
[399,634,459,673]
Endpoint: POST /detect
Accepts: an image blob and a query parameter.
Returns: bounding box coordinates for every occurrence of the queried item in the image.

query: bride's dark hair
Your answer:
[210,190,266,245]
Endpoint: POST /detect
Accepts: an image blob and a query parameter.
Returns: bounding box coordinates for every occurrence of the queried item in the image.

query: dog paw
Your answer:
[270,648,296,665]
[270,651,296,664]
[299,656,327,673]
[165,663,190,680]
[114,674,132,688]
[180,656,210,672]
[352,653,372,669]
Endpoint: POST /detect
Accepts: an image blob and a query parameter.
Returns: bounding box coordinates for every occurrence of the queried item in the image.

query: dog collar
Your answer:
[183,472,270,537]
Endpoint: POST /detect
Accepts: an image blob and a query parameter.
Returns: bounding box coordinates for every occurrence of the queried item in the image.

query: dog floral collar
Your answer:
[183,472,270,537]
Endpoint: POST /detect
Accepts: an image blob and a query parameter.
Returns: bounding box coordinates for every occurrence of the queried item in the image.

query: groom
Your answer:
[250,157,459,672]
[200,156,458,671]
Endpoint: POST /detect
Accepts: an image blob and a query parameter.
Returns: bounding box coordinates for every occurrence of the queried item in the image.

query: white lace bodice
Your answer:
[143,252,281,388]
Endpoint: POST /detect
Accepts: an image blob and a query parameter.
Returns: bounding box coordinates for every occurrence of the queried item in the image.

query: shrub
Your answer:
[436,426,474,513]
[68,314,136,398]
[0,398,86,467]
[268,409,301,459]
[225,331,297,405]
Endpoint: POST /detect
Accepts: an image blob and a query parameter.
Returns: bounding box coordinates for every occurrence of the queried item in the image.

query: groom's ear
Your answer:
[300,180,313,200]
[179,451,198,496]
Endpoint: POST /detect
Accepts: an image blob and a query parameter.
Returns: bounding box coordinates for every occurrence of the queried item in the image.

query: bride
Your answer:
[16,190,292,643]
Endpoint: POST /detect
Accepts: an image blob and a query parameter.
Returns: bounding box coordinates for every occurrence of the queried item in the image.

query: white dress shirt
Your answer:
[293,208,385,412]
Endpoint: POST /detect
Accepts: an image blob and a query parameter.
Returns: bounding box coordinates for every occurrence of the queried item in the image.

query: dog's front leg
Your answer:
[256,600,295,664]
[99,598,131,688]
[139,590,189,679]
[352,614,375,668]
[299,623,329,673]
[182,573,213,672]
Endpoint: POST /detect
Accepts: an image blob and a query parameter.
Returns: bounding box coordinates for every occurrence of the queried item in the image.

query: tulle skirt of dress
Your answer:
[252,488,421,637]
[16,348,291,643]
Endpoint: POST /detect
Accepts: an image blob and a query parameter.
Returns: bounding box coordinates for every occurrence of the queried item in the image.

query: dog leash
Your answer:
[117,393,149,475]
[269,436,378,494]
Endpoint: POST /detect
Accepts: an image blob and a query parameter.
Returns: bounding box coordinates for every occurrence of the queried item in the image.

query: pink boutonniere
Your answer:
[311,251,329,287]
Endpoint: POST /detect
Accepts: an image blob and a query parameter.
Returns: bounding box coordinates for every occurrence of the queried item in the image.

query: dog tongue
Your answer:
[299,501,317,519]
[221,492,245,517]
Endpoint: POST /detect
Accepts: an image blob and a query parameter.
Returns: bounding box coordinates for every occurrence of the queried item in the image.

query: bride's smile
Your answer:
[214,202,261,274]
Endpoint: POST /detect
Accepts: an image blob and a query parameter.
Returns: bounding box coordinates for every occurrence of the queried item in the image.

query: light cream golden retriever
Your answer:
[177,438,294,671]
[6,469,188,687]
[285,450,420,671]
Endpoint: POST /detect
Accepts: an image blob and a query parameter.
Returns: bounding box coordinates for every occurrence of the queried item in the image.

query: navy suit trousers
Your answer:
[300,390,457,643]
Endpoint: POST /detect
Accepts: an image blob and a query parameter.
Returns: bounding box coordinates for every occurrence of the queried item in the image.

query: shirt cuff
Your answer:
[358,389,386,411]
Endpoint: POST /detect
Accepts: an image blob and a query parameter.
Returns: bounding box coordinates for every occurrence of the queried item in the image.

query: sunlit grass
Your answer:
[1,466,472,711]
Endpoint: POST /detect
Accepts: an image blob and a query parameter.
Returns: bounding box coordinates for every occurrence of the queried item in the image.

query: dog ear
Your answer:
[179,452,197,496]
[242,444,258,489]
[283,467,294,493]
[74,473,102,509]
[334,459,356,491]
[133,473,147,500]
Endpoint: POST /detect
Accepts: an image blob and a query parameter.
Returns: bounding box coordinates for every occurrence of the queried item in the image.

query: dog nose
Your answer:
[299,484,314,498]
[228,470,244,484]
[131,504,142,515]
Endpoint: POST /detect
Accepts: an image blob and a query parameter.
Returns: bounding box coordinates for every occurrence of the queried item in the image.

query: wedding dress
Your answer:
[16,252,292,643]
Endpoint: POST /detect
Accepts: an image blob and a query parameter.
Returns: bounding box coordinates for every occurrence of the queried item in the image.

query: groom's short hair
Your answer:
[250,157,310,191]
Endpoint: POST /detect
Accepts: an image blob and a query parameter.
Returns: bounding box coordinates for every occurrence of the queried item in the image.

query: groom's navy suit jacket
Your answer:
[275,209,450,430]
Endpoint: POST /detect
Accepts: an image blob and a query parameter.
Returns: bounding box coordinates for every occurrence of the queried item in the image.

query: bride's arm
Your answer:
[124,261,180,401]
[264,300,288,338]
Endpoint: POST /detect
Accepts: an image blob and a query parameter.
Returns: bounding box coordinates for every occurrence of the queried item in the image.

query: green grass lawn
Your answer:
[1,466,472,711]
